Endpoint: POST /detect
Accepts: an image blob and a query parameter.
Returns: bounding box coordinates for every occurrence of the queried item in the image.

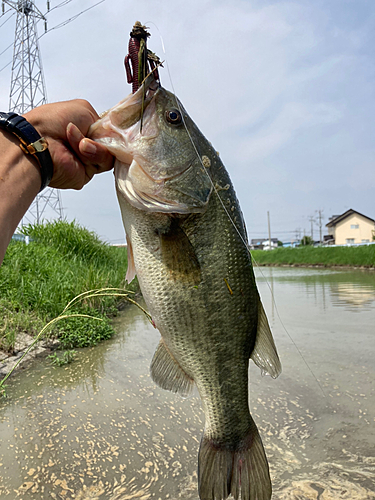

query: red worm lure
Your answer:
[124,35,141,93]
[124,21,161,94]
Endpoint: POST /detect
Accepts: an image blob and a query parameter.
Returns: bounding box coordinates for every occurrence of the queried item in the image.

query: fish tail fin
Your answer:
[198,421,271,500]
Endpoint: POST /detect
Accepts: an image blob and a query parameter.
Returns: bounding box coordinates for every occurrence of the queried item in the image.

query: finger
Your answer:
[65,122,99,186]
[80,138,114,173]
[66,122,85,157]
[66,122,114,185]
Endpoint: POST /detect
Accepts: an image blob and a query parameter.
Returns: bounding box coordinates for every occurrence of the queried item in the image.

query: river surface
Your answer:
[0,267,374,499]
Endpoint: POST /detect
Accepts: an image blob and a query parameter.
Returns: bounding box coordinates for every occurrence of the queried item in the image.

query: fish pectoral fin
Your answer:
[250,298,282,379]
[150,340,194,397]
[159,219,201,285]
[125,234,136,283]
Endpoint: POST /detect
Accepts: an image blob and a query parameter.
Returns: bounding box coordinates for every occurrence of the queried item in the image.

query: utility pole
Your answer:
[316,209,324,245]
[3,0,63,225]
[267,211,271,249]
[308,215,315,240]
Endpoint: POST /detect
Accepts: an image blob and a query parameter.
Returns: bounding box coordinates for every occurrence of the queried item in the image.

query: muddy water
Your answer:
[0,267,374,499]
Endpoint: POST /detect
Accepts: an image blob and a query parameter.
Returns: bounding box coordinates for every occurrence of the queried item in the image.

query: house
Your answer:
[282,240,300,248]
[250,238,279,250]
[325,209,375,245]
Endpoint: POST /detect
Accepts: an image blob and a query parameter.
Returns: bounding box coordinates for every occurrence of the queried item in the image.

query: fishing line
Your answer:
[142,24,326,397]
[149,24,271,258]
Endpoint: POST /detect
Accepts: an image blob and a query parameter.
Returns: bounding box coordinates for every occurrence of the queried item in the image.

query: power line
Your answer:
[0,59,11,73]
[45,0,74,14]
[1,1,106,69]
[3,0,107,226]
[249,230,299,235]
[4,0,63,224]
[0,42,14,57]
[0,10,15,28]
[39,0,105,38]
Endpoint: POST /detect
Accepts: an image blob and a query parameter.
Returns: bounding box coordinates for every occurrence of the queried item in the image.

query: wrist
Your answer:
[0,111,54,191]
[0,128,41,185]
[0,129,41,264]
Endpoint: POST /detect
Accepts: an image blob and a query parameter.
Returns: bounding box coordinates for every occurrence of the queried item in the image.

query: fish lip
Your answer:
[137,158,195,183]
[114,148,196,184]
[115,159,208,214]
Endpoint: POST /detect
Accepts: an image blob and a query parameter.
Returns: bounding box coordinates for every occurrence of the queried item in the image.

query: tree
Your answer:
[300,236,314,246]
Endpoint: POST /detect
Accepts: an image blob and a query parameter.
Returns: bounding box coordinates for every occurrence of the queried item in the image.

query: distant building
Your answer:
[250,238,279,250]
[11,233,31,243]
[12,233,26,242]
[283,240,300,248]
[326,209,375,245]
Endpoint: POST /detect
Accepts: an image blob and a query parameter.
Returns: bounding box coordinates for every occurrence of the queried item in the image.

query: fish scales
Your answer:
[125,189,256,436]
[89,75,281,500]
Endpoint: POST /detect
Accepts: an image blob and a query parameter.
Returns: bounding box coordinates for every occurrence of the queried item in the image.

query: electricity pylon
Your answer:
[3,0,63,224]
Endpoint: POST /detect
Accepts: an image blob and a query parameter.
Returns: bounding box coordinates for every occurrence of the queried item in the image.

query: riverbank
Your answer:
[251,244,375,269]
[1,266,374,499]
[0,221,135,383]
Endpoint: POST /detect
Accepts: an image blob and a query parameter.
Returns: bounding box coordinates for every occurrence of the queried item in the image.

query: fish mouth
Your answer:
[88,73,159,159]
[90,75,213,214]
[115,159,203,214]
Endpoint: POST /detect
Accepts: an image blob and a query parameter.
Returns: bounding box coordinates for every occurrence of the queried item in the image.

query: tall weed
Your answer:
[0,220,135,351]
[251,245,375,267]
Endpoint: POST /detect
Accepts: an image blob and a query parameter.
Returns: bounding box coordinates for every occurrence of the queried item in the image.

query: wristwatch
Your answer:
[0,111,54,192]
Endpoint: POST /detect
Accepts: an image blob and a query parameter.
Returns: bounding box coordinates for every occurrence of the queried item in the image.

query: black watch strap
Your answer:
[0,111,54,192]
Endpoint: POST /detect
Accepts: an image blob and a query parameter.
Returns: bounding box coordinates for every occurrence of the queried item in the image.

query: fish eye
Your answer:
[166,109,182,125]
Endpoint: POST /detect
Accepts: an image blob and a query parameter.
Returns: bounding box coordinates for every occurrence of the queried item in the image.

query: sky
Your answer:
[0,0,374,244]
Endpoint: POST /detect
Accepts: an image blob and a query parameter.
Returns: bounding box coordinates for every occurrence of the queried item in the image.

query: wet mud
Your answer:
[0,267,374,499]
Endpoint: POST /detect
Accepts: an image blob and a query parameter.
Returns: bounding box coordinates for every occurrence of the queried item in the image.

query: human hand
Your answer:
[24,100,114,190]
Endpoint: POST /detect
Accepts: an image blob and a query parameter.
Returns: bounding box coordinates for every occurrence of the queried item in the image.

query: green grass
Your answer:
[48,350,76,366]
[0,220,136,353]
[251,245,375,268]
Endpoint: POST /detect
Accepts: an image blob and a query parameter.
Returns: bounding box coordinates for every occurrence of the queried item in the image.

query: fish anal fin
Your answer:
[125,234,136,283]
[198,419,272,500]
[251,298,282,379]
[159,219,201,285]
[150,339,194,397]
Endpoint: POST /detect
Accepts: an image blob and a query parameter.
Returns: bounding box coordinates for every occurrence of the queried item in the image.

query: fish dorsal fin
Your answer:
[150,340,194,397]
[125,234,136,283]
[251,298,282,379]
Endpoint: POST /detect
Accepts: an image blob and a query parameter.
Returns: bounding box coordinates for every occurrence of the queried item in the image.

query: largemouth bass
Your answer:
[89,76,281,500]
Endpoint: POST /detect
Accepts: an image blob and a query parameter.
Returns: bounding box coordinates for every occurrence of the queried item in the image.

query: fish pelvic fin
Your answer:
[198,420,272,500]
[250,298,282,379]
[150,339,194,397]
[125,234,137,283]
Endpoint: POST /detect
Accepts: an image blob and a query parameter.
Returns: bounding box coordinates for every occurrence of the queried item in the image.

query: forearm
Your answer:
[0,100,114,266]
[0,130,40,264]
